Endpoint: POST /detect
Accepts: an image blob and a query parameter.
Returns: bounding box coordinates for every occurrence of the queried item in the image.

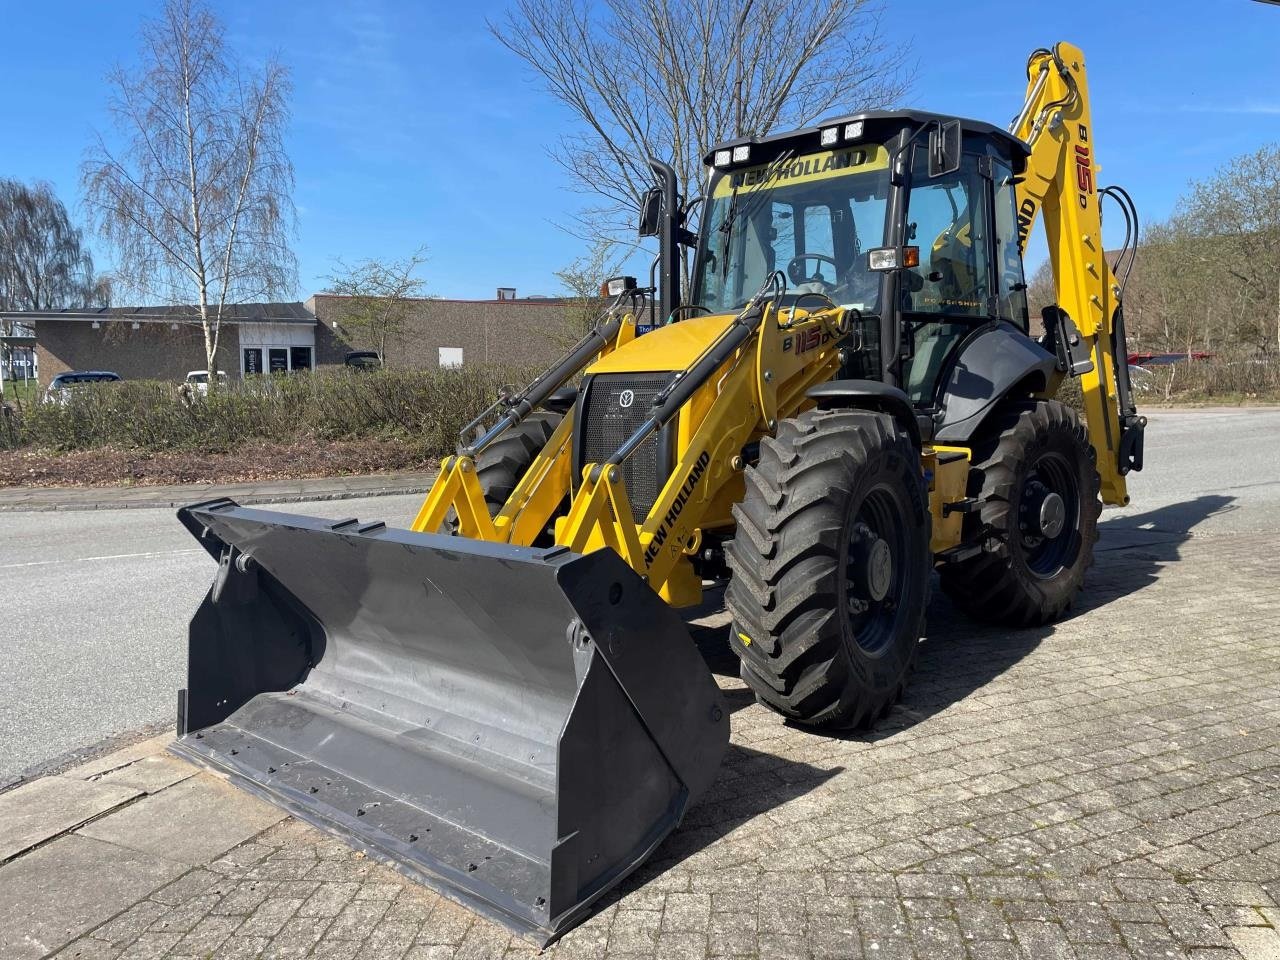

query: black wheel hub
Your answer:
[851,529,893,603]
[1017,455,1081,578]
[1020,480,1066,539]
[844,495,908,655]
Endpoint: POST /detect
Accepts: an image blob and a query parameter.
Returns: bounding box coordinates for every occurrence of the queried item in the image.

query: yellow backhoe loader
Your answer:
[171,42,1144,944]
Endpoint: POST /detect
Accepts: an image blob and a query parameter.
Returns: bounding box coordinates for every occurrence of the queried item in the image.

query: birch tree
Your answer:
[82,0,296,381]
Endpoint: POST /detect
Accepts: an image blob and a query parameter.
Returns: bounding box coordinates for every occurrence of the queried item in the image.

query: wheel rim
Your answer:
[1018,451,1081,578]
[844,485,911,656]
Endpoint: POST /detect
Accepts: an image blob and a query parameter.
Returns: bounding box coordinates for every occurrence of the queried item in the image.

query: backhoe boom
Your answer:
[1011,42,1145,505]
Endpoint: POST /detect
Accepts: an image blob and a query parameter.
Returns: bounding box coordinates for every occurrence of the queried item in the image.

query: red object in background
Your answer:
[1127,351,1214,366]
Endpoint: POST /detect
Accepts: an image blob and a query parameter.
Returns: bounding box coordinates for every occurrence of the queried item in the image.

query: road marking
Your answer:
[0,548,204,570]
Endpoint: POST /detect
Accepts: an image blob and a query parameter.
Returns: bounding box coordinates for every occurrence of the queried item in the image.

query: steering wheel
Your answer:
[786,253,837,288]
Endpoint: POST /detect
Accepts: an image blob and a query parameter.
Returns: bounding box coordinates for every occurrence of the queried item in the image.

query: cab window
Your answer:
[902,154,991,317]
[993,160,1029,328]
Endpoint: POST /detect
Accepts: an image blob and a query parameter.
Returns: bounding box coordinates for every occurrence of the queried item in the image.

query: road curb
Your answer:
[0,475,435,513]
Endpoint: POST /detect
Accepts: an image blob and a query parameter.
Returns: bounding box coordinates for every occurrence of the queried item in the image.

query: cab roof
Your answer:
[703,109,1029,171]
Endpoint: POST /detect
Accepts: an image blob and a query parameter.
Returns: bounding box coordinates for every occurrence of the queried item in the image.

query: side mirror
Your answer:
[928,120,962,178]
[637,187,663,237]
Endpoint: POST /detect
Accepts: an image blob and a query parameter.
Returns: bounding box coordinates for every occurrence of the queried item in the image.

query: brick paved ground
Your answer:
[33,489,1280,960]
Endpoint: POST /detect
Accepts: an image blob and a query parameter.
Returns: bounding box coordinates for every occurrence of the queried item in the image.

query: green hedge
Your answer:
[1,366,540,455]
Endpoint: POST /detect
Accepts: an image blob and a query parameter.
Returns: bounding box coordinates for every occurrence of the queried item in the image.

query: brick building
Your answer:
[0,303,350,387]
[2,291,581,387]
[305,292,577,370]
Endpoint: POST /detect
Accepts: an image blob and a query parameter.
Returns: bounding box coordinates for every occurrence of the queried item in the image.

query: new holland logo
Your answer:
[618,389,635,409]
[643,450,712,564]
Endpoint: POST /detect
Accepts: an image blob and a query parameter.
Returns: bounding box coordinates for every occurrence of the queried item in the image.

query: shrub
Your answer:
[5,365,540,455]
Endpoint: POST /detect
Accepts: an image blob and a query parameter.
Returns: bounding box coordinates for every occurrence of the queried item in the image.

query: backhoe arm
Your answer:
[1011,42,1144,506]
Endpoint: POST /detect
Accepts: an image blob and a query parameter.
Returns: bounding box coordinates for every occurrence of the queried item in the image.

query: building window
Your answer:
[243,348,262,375]
[268,348,288,372]
[439,347,464,368]
[290,346,313,371]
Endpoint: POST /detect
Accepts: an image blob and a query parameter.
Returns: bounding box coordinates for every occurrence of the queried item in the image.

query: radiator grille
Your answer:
[578,373,676,524]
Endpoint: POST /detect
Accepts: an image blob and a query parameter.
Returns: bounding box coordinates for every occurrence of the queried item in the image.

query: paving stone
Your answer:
[0,776,141,862]
[0,834,185,960]
[297,880,360,918]
[76,775,285,865]
[1058,903,1120,945]
[260,916,331,958]
[91,755,197,795]
[1227,926,1280,960]
[170,914,241,955]
[1009,919,1076,959]
[707,911,757,956]
[1158,905,1233,947]
[116,931,182,960]
[236,897,307,939]
[606,908,661,953]
[64,736,176,780]
[49,938,122,960]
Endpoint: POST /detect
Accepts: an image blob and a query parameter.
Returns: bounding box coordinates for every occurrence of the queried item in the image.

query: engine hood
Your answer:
[586,312,739,375]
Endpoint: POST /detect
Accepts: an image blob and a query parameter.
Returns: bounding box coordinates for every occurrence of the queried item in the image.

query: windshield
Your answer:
[692,144,891,315]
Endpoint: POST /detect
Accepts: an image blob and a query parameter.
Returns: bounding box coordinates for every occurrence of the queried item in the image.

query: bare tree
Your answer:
[0,180,109,398]
[82,0,296,382]
[547,239,627,348]
[491,0,909,239]
[0,180,106,312]
[1174,143,1280,353]
[323,248,430,363]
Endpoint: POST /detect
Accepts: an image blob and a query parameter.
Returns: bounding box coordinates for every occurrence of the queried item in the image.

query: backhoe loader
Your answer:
[171,42,1144,944]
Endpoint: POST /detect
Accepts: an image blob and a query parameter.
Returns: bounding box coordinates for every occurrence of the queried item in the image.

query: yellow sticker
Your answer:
[737,631,753,647]
[712,145,890,198]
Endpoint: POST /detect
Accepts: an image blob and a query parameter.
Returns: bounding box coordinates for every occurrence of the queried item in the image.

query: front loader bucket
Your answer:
[170,499,727,944]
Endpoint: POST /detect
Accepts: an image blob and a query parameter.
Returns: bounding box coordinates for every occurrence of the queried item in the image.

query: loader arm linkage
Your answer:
[412,291,846,605]
[1010,42,1144,505]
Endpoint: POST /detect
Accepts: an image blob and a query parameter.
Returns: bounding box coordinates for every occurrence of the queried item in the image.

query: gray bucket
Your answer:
[170,499,728,944]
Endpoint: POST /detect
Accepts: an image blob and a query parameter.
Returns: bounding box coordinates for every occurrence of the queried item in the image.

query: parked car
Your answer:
[344,350,382,370]
[42,370,122,404]
[185,370,228,396]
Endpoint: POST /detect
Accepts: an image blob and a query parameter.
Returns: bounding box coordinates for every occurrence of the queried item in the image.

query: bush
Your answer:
[1053,350,1280,411]
[4,365,541,455]
[1136,351,1280,402]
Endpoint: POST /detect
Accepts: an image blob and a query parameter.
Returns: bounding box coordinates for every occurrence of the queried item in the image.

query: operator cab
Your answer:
[688,111,1034,413]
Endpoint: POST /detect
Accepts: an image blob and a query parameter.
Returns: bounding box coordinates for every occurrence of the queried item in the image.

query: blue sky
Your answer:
[2,0,1278,301]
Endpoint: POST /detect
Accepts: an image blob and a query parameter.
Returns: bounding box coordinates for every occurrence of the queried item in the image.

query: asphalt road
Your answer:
[1,408,1277,784]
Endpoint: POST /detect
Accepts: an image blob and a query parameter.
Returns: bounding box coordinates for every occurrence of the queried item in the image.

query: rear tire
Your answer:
[939,400,1100,625]
[725,409,931,729]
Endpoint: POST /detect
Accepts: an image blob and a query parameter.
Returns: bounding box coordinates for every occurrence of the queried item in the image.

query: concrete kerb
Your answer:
[0,472,436,512]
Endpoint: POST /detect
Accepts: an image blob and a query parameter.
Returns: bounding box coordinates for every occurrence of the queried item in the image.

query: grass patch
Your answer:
[1,379,40,407]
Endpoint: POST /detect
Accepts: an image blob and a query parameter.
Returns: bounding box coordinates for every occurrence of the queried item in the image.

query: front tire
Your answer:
[939,400,1100,625]
[448,411,561,542]
[474,411,561,517]
[725,409,931,729]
